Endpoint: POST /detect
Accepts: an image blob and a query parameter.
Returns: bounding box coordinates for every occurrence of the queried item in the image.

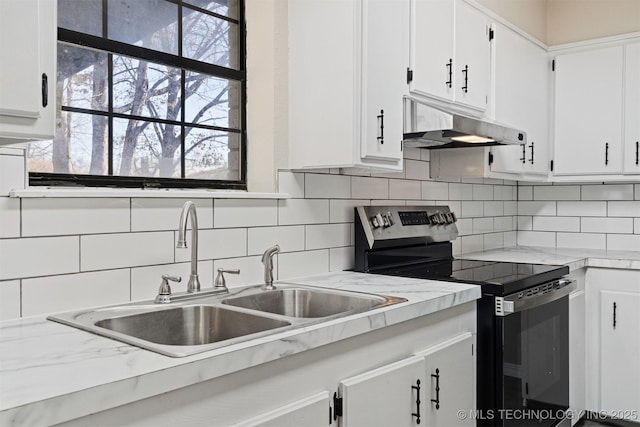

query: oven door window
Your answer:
[501,296,569,427]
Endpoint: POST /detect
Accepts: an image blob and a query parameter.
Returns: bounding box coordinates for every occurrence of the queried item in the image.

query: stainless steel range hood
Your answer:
[403,98,526,149]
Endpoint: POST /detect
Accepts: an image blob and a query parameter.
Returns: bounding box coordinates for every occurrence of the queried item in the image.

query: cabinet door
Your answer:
[492,24,550,176]
[0,0,56,143]
[339,355,424,427]
[416,333,475,427]
[410,0,455,102]
[599,290,640,418]
[232,391,330,427]
[360,0,408,163]
[553,46,624,175]
[455,0,491,111]
[623,42,640,174]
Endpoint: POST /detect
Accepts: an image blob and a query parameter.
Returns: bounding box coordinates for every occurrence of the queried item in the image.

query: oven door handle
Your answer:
[495,279,576,316]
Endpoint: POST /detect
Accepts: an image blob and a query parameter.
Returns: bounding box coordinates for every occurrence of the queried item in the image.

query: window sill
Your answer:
[9,187,291,199]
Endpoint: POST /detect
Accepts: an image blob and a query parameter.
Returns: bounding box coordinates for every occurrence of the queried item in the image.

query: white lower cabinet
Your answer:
[338,332,475,427]
[585,268,640,420]
[232,391,331,427]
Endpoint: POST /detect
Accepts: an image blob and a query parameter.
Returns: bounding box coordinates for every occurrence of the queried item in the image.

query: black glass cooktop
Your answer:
[377,258,568,296]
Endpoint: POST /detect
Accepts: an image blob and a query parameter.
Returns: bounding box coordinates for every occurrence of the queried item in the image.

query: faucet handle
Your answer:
[214,268,240,290]
[155,274,182,304]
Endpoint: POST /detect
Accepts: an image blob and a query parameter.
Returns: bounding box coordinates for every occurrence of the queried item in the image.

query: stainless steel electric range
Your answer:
[354,205,575,427]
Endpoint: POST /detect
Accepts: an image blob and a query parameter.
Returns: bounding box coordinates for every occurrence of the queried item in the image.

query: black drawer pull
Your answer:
[635,141,639,165]
[412,379,421,424]
[529,142,535,164]
[605,142,609,165]
[461,66,469,93]
[446,59,452,88]
[377,110,384,145]
[41,73,48,108]
[431,368,440,410]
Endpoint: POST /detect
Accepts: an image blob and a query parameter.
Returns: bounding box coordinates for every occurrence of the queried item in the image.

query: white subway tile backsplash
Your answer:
[305,223,351,250]
[461,201,484,218]
[214,199,278,228]
[533,216,580,232]
[518,186,533,201]
[389,179,421,200]
[517,216,533,231]
[473,184,494,200]
[405,159,430,181]
[420,150,430,161]
[504,231,517,247]
[330,246,354,272]
[607,234,640,251]
[0,155,25,195]
[0,236,79,280]
[494,216,513,232]
[23,198,130,237]
[607,201,640,217]
[517,231,555,247]
[582,184,634,200]
[0,280,20,320]
[278,199,329,225]
[456,218,473,236]
[635,184,640,200]
[248,226,305,255]
[448,183,471,200]
[351,177,389,199]
[371,199,403,206]
[277,171,305,197]
[473,217,494,234]
[635,218,640,234]
[0,197,20,238]
[461,235,484,253]
[484,233,504,250]
[581,217,633,234]
[534,185,581,200]
[305,174,351,199]
[22,270,130,317]
[518,201,556,216]
[213,256,271,288]
[403,147,423,160]
[278,249,329,280]
[175,228,247,262]
[494,185,513,201]
[557,201,607,217]
[422,181,449,200]
[504,201,517,216]
[130,261,214,300]
[484,201,504,216]
[557,232,606,250]
[82,232,174,271]
[329,199,370,223]
[131,199,213,232]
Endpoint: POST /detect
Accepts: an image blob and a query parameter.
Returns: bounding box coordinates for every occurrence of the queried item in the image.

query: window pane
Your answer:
[28,112,109,175]
[184,0,239,20]
[185,72,241,128]
[108,0,178,55]
[113,118,181,178]
[58,44,109,111]
[58,0,103,37]
[183,8,240,69]
[185,128,240,180]
[113,56,182,120]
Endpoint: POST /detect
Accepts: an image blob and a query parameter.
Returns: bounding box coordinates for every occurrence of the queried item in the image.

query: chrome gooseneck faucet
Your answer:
[176,201,201,293]
[261,244,280,290]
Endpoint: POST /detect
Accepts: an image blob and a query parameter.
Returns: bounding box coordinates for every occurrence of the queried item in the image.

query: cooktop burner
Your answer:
[377,258,568,296]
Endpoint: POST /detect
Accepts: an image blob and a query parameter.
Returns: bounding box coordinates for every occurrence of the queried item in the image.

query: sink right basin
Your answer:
[222,287,390,318]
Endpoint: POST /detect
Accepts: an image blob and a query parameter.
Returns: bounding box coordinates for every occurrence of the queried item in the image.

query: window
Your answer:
[28,0,246,189]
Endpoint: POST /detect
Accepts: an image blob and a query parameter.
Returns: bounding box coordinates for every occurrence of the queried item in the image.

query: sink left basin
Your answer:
[49,302,292,357]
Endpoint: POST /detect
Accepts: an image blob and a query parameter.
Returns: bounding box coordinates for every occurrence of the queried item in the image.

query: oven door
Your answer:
[498,285,573,427]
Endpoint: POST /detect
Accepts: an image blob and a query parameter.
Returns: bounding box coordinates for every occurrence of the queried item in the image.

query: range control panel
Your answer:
[356,205,459,247]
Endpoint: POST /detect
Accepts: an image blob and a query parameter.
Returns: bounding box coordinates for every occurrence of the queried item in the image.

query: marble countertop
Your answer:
[0,272,480,426]
[459,245,640,271]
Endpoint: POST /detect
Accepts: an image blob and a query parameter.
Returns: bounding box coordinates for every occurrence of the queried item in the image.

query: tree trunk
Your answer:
[158,70,182,177]
[52,81,72,173]
[119,61,149,175]
[89,56,108,174]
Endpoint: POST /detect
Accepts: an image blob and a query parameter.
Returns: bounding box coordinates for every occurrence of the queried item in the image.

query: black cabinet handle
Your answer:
[41,73,48,108]
[605,142,609,165]
[377,110,384,145]
[613,302,617,329]
[520,144,526,164]
[461,66,469,93]
[635,141,639,165]
[412,379,421,424]
[431,368,440,410]
[529,142,535,164]
[446,59,453,88]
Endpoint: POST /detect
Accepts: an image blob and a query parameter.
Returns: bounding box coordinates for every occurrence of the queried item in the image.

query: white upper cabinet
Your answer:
[491,23,550,177]
[0,0,56,145]
[410,0,491,113]
[553,46,624,175]
[289,0,408,171]
[623,42,640,174]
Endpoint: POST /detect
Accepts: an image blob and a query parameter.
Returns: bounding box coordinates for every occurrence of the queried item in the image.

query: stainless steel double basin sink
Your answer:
[48,284,407,357]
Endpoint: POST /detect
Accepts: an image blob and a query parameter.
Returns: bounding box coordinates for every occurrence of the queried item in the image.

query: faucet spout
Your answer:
[177,201,201,293]
[261,244,280,290]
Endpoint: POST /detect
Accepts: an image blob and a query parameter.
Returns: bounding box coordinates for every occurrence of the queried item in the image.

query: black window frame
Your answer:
[29,0,247,190]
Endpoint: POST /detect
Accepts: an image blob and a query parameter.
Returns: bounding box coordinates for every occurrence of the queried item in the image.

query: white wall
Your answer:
[0,147,518,320]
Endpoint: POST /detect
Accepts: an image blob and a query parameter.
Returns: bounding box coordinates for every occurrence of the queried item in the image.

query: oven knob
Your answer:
[430,214,439,224]
[445,212,453,224]
[382,215,390,227]
[386,212,395,226]
[438,212,446,224]
[375,213,384,228]
[450,212,457,222]
[370,216,380,229]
